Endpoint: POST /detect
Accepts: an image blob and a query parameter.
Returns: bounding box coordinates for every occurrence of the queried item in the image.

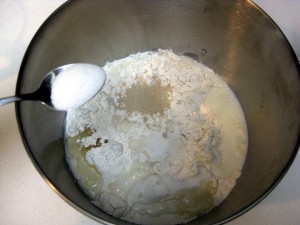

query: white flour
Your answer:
[65,49,248,225]
[51,63,106,110]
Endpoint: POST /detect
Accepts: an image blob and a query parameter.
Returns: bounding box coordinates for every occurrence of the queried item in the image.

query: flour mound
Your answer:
[65,49,248,225]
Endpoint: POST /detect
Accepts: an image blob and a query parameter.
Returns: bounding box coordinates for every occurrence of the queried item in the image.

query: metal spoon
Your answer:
[0,64,106,110]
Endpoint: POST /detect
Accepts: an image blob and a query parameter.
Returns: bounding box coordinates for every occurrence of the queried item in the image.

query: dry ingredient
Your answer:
[51,63,106,110]
[65,49,248,225]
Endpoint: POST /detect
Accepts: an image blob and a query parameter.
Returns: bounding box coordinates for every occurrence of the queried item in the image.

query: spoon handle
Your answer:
[0,96,23,106]
[0,93,38,106]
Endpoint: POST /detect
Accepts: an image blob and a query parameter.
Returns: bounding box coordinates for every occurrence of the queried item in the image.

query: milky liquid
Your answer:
[206,86,248,179]
[64,50,248,225]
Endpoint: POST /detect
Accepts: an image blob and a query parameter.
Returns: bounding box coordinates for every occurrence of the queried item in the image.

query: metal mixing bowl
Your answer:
[15,0,300,224]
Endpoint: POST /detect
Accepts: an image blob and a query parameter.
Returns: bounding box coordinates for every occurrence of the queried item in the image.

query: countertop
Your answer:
[0,1,299,225]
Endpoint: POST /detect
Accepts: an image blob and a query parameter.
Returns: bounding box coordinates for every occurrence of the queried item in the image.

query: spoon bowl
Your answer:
[0,64,106,110]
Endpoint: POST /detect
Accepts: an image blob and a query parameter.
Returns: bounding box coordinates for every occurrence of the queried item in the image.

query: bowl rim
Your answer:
[14,0,300,225]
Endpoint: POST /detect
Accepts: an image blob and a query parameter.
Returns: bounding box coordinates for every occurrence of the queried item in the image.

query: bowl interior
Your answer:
[16,0,300,224]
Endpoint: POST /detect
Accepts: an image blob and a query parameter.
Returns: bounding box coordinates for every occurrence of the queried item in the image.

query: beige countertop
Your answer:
[0,1,299,224]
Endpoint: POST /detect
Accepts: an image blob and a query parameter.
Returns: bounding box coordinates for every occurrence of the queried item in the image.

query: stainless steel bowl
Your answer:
[15,0,300,224]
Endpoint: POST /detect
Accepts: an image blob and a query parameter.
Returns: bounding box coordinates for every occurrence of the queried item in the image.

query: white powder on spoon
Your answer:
[51,63,106,110]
